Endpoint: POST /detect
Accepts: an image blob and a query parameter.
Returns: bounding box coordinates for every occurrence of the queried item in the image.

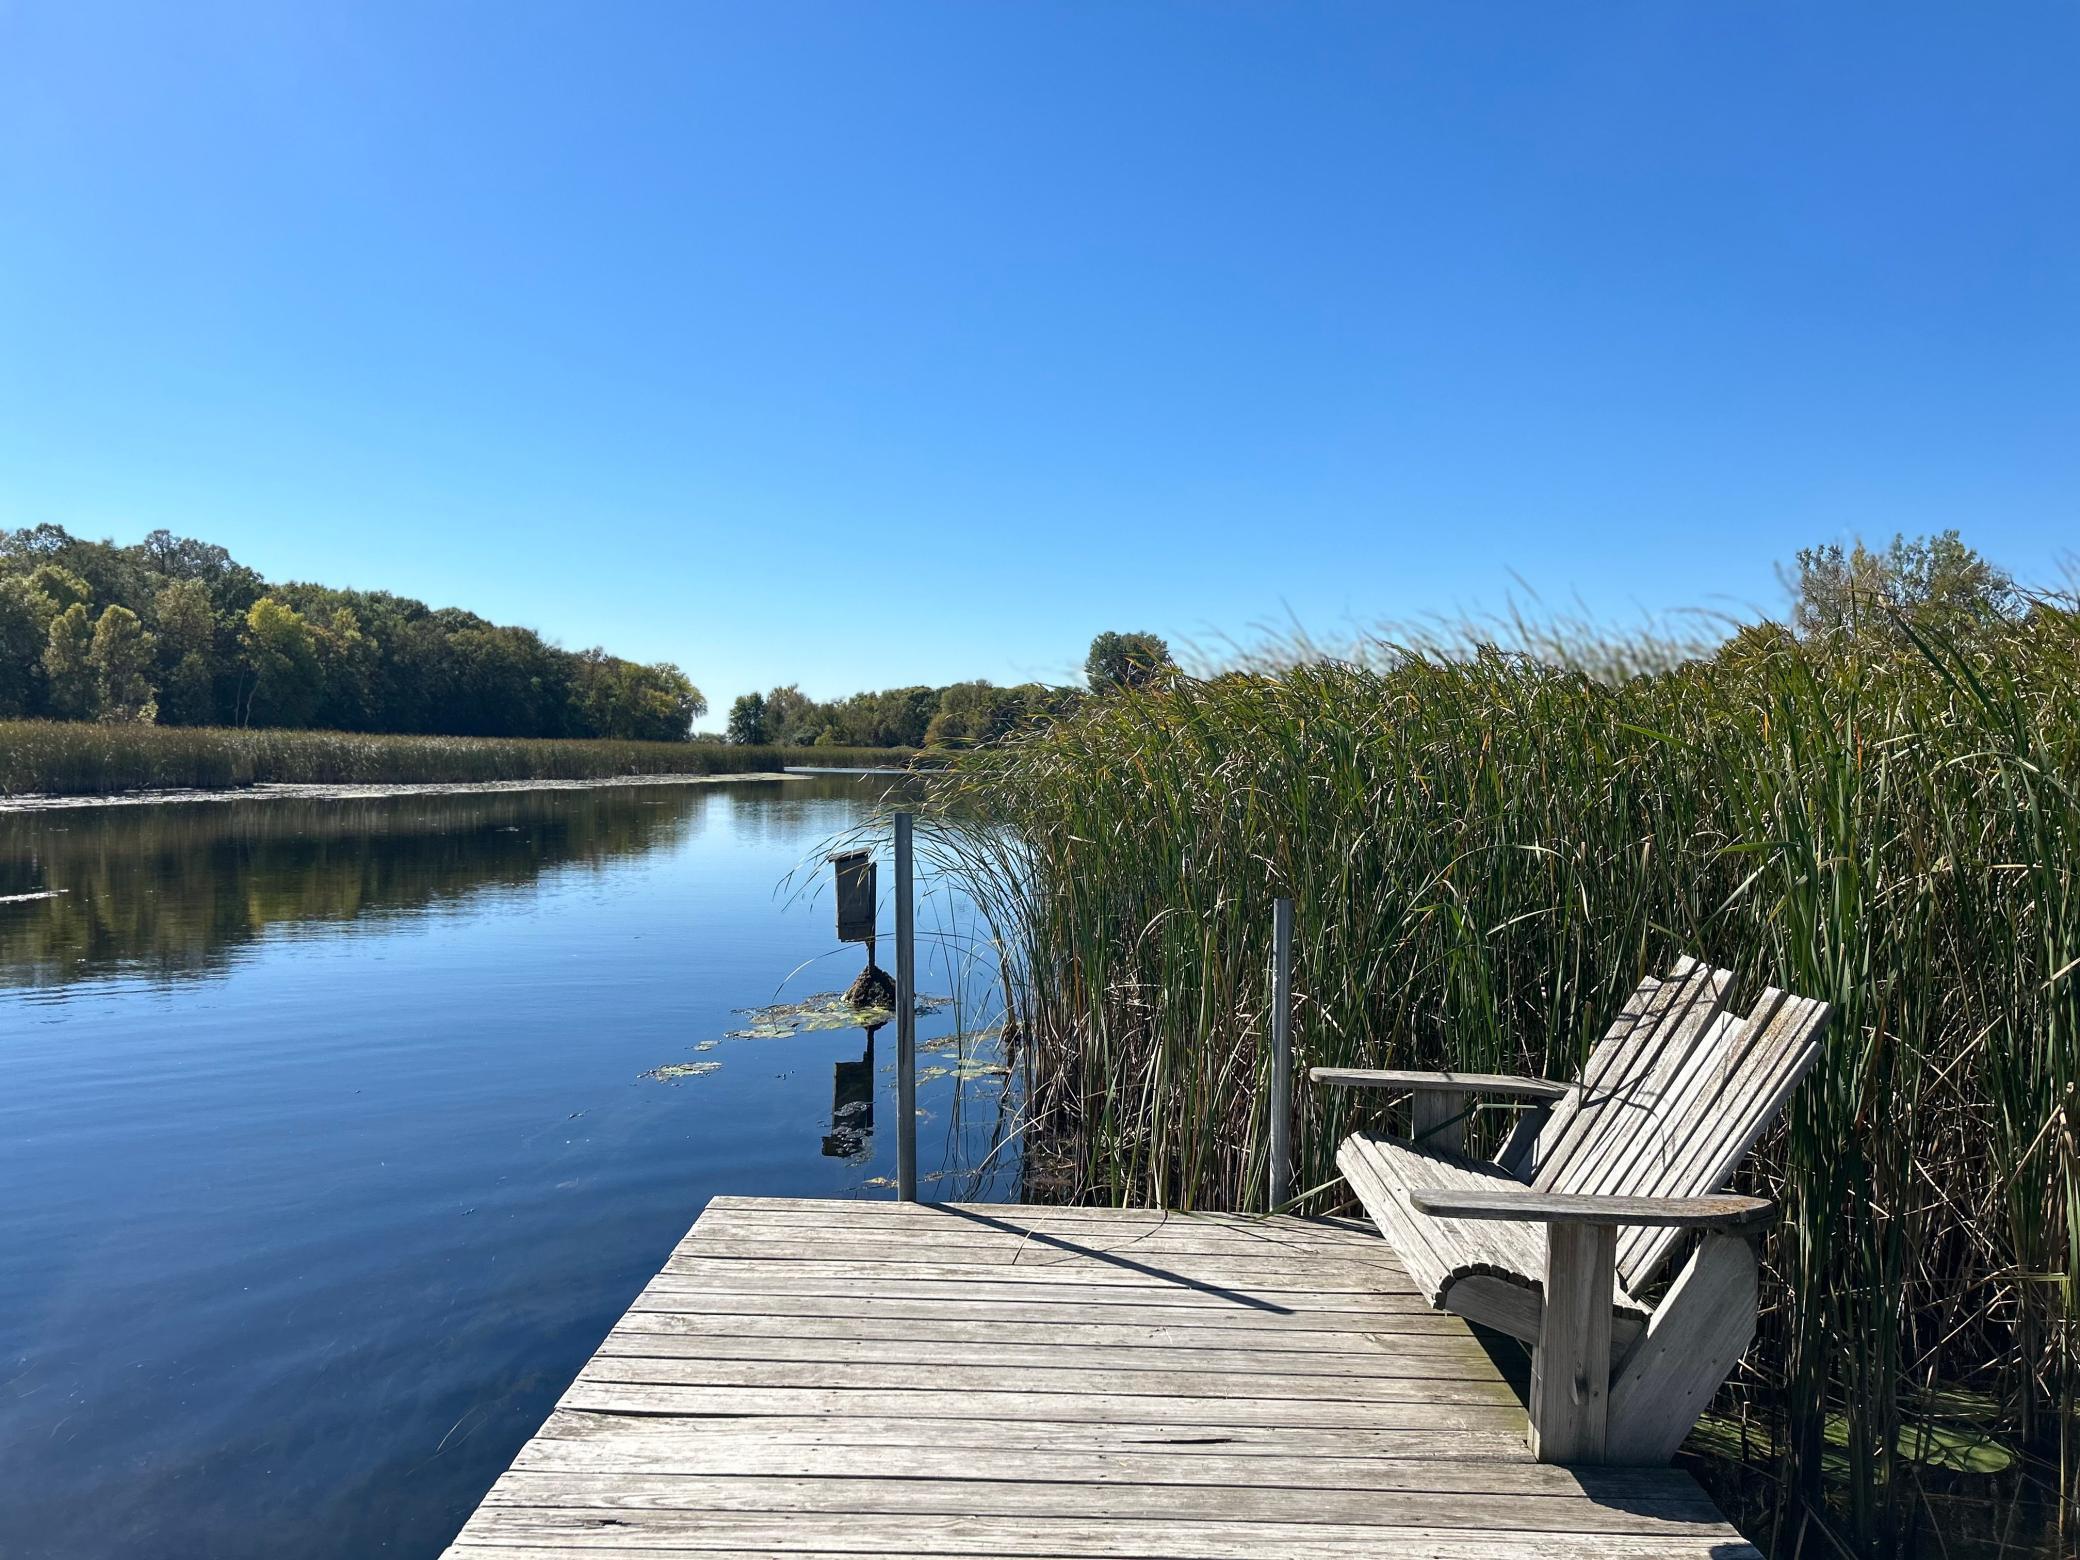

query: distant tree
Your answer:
[138,529,263,607]
[153,579,220,726]
[240,597,322,726]
[445,623,571,737]
[89,605,158,722]
[1085,630,1174,692]
[0,577,47,716]
[726,692,769,745]
[571,650,705,741]
[924,680,1080,747]
[313,606,381,730]
[154,577,215,653]
[0,522,74,563]
[1788,531,2019,640]
[6,529,153,615]
[26,563,92,615]
[761,684,815,745]
[162,651,217,727]
[884,686,941,748]
[42,603,96,718]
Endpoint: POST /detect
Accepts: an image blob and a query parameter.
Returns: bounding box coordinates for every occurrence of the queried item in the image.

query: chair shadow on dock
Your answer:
[929,1202,1297,1314]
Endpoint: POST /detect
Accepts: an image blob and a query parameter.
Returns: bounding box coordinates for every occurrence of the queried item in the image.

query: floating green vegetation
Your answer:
[724,991,949,1040]
[861,1170,946,1190]
[921,1022,1007,1056]
[646,993,991,1085]
[646,1060,721,1083]
[1892,1422,2014,1476]
[1693,1403,2015,1478]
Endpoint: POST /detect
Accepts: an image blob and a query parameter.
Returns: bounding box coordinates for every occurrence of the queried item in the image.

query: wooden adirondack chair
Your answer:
[1313,956,1830,1465]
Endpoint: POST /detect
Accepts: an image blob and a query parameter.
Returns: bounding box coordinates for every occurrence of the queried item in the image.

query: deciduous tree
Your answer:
[240,597,322,726]
[42,602,96,718]
[0,578,47,716]
[1085,630,1174,692]
[572,650,705,741]
[760,684,815,745]
[89,604,158,722]
[726,692,769,744]
[1788,531,2019,640]
[154,578,220,725]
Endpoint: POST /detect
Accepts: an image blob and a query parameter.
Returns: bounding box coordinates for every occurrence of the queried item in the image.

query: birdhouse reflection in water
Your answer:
[821,1024,877,1159]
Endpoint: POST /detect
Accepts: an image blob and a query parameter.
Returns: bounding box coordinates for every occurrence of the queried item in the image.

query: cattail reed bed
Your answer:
[925,610,2078,1558]
[0,720,914,797]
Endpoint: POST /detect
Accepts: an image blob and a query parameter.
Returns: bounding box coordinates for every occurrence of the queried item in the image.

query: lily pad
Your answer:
[1893,1422,2013,1474]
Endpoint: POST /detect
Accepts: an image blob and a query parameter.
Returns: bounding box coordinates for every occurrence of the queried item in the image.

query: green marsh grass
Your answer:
[924,609,2078,1557]
[0,720,914,796]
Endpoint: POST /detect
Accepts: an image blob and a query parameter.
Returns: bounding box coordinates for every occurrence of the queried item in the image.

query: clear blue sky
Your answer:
[2,3,2074,706]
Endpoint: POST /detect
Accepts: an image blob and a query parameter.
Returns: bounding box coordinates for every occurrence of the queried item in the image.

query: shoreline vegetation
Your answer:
[0,523,1178,792]
[927,536,2077,1557]
[0,720,914,800]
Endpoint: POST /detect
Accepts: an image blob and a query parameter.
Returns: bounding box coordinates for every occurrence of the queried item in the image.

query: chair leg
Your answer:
[1605,1232,1759,1465]
[1530,1221,1614,1462]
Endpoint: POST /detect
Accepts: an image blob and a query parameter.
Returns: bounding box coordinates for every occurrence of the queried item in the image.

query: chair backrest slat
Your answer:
[1532,960,1729,1193]
[1523,956,1833,1297]
[1525,968,1682,1182]
[1616,997,1829,1289]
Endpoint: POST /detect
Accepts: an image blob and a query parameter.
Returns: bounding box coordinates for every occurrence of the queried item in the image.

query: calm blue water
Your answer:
[0,777,1015,1559]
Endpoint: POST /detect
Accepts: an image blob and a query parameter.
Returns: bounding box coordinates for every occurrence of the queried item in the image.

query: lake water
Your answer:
[0,776,1017,1559]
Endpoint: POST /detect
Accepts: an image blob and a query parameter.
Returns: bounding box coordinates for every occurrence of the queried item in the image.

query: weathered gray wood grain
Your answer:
[441,1197,1762,1558]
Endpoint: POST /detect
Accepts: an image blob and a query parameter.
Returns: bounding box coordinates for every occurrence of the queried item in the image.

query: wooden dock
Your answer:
[442,1195,1760,1559]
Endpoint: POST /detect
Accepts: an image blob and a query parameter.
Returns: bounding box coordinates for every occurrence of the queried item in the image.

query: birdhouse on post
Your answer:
[832,850,877,945]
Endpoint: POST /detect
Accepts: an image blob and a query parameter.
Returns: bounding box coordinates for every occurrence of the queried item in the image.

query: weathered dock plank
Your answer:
[441,1198,1760,1559]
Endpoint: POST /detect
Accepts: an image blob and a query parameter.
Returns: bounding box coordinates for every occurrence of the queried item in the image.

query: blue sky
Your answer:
[2,3,2074,707]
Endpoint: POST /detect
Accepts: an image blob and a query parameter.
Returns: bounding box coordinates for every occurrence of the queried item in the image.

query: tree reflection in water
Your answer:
[0,784,720,988]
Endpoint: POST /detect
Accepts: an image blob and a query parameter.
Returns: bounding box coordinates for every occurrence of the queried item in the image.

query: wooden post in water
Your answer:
[894,811,918,1202]
[1268,896,1294,1211]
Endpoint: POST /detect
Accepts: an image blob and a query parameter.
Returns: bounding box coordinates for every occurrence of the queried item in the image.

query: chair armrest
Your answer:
[1405,1187,1775,1232]
[1310,1067,1573,1101]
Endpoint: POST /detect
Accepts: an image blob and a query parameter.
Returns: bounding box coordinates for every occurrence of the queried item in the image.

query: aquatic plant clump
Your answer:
[646,1061,722,1082]
[926,606,2080,1557]
[723,991,950,1040]
[641,993,969,1083]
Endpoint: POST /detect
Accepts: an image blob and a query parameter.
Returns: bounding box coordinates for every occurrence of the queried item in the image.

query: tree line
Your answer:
[0,526,706,741]
[724,630,1176,748]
